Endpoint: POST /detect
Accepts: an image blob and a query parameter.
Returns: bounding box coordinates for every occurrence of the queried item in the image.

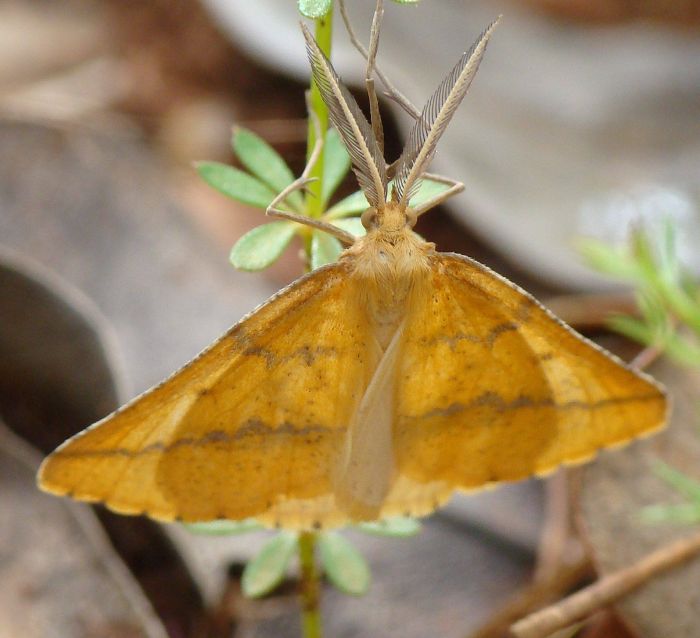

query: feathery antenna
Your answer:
[393,18,500,206]
[301,23,387,209]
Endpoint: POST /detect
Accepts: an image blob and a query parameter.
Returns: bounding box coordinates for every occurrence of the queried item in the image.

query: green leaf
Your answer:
[631,227,658,280]
[408,179,450,208]
[230,222,296,271]
[185,519,263,535]
[322,128,352,206]
[639,503,700,525]
[232,127,303,211]
[196,161,277,209]
[657,218,681,284]
[326,178,451,218]
[662,332,700,368]
[332,217,366,238]
[298,0,332,18]
[607,314,654,346]
[311,229,343,270]
[636,289,668,333]
[658,280,700,337]
[319,533,370,596]
[326,189,370,218]
[242,532,298,598]
[357,517,422,537]
[577,239,641,280]
[653,461,700,502]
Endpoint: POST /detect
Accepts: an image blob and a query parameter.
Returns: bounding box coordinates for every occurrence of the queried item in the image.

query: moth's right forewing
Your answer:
[394,253,667,492]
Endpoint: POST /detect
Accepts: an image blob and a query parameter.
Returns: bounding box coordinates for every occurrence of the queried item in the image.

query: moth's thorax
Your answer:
[343,204,434,347]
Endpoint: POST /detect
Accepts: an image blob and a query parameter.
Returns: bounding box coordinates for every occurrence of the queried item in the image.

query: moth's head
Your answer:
[361,201,417,235]
[303,17,498,240]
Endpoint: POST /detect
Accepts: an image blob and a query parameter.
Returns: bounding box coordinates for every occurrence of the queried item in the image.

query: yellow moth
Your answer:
[38,19,667,531]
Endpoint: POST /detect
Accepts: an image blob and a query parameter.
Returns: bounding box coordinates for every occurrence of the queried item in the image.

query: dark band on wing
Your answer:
[53,419,333,459]
[407,390,664,421]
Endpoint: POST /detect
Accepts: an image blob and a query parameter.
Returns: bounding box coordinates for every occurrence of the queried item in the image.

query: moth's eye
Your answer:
[361,208,378,230]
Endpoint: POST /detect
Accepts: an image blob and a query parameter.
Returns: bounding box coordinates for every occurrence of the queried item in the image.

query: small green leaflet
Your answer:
[311,230,343,270]
[357,517,421,537]
[298,0,332,18]
[299,0,421,19]
[184,519,263,535]
[230,217,364,274]
[653,461,700,502]
[325,189,371,219]
[196,162,277,209]
[310,218,368,270]
[319,533,370,596]
[640,503,700,525]
[332,217,366,238]
[640,461,700,525]
[577,239,642,281]
[242,532,298,598]
[232,127,303,211]
[230,222,297,271]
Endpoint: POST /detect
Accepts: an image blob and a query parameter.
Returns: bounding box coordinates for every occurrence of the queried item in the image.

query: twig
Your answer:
[630,344,664,371]
[468,557,591,638]
[298,532,322,638]
[509,530,700,638]
[534,473,580,584]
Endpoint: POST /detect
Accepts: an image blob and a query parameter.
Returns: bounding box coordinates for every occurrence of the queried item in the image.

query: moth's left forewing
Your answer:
[393,252,667,494]
[38,261,380,529]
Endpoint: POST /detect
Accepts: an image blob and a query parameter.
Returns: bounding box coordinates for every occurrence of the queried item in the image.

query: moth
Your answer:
[38,16,667,531]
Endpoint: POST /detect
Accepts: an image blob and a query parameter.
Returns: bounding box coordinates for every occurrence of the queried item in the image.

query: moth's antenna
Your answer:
[366,0,385,155]
[301,22,388,210]
[338,0,420,120]
[393,17,500,206]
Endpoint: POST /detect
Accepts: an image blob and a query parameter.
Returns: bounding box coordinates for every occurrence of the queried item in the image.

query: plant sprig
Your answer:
[582,219,700,527]
[640,461,700,525]
[185,516,420,598]
[580,219,700,368]
[197,127,449,272]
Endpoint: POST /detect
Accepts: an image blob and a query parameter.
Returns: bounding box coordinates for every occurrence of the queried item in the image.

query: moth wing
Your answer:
[388,252,667,510]
[38,262,376,529]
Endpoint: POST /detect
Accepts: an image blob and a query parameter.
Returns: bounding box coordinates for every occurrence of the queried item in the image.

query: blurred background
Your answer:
[1,1,699,637]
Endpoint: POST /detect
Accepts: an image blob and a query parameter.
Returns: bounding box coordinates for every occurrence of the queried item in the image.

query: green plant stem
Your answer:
[305,8,333,220]
[299,531,322,638]
[298,15,331,629]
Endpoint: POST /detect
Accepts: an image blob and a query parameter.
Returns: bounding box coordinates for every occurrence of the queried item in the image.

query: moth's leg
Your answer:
[266,208,356,245]
[266,175,355,245]
[410,173,465,218]
[266,99,356,245]
[264,92,322,213]
[339,0,420,120]
[365,0,385,154]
